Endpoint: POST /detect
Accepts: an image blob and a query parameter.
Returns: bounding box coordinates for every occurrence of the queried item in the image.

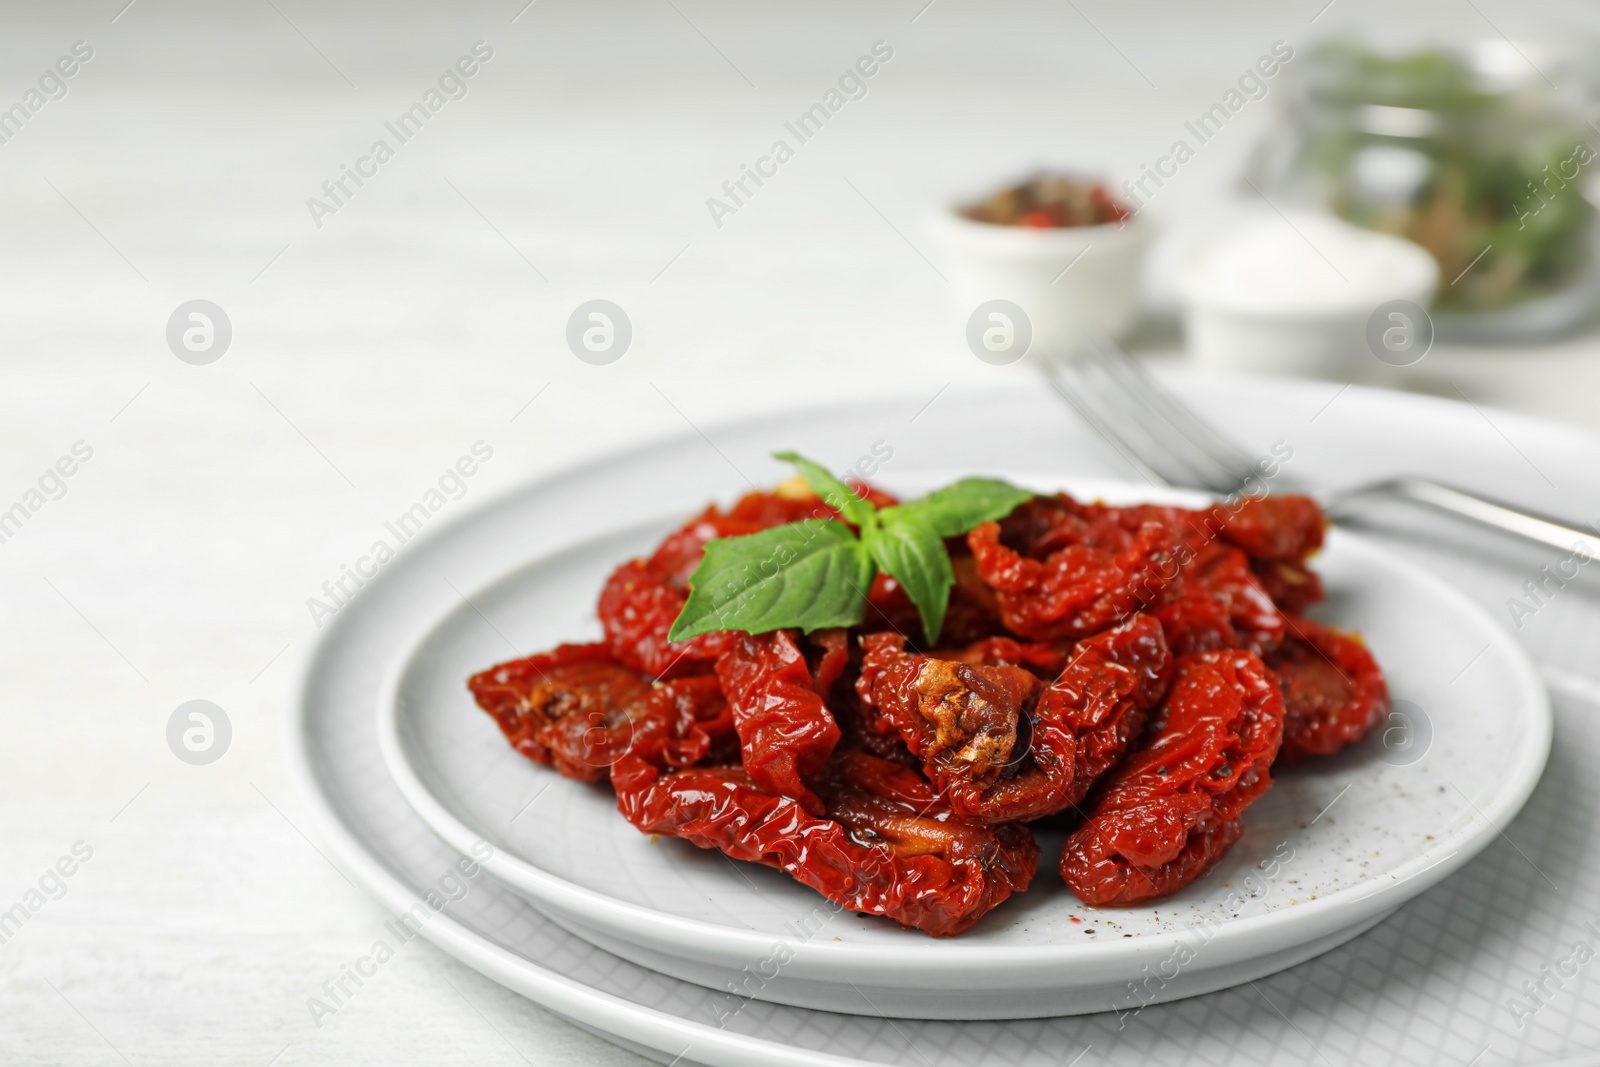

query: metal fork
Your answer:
[1043,340,1599,556]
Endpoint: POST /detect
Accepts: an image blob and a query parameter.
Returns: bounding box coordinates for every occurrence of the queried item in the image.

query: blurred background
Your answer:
[4,1,1598,1064]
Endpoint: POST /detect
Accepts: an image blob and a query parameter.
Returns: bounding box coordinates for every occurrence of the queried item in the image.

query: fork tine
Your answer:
[1082,340,1261,487]
[1069,355,1244,494]
[1041,361,1173,489]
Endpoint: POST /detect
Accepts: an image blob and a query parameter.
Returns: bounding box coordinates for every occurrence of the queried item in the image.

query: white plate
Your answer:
[291,378,1600,1065]
[374,452,1549,1018]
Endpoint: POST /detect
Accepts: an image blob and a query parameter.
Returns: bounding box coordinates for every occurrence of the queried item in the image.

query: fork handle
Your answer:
[1329,477,1599,557]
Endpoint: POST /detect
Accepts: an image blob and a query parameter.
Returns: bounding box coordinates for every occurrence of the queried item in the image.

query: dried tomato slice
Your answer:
[857,631,1043,801]
[611,675,735,771]
[1157,541,1286,655]
[1153,590,1239,658]
[715,630,841,816]
[968,511,1183,641]
[1034,615,1174,810]
[611,749,1037,937]
[943,635,1074,676]
[1208,495,1325,562]
[1060,649,1284,906]
[1252,558,1326,615]
[468,644,735,781]
[1269,613,1389,761]
[1069,817,1247,906]
[826,747,941,808]
[598,560,735,679]
[997,494,1188,561]
[806,627,851,697]
[467,642,652,782]
[856,614,1172,825]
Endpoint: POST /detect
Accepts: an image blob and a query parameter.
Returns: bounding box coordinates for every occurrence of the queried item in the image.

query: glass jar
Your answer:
[1249,40,1599,340]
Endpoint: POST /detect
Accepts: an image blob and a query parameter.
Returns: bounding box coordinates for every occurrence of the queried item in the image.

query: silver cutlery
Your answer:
[1042,341,1598,557]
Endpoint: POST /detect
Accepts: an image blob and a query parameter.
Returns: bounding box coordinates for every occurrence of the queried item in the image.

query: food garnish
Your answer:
[669,452,1033,645]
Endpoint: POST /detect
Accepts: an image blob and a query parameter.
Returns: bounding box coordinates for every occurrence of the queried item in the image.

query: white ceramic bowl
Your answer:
[1176,213,1439,381]
[928,207,1151,360]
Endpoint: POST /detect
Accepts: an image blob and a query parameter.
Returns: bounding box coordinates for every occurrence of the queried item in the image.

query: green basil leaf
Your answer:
[890,477,1035,538]
[668,519,873,641]
[772,450,877,528]
[863,510,954,645]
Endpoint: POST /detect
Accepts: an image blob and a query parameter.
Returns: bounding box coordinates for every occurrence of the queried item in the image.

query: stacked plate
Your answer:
[291,380,1563,1066]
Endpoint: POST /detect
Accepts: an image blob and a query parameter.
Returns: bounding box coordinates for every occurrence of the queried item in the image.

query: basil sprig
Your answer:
[667,452,1033,645]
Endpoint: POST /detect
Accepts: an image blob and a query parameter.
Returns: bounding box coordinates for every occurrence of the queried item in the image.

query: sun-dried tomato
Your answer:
[617,676,735,770]
[995,495,1094,558]
[468,644,736,781]
[467,642,652,782]
[944,635,1073,676]
[967,515,1182,641]
[998,494,1185,561]
[1269,613,1389,761]
[806,627,851,697]
[827,747,939,808]
[1154,591,1239,658]
[830,661,920,767]
[1060,649,1284,906]
[598,560,733,679]
[1208,495,1325,562]
[1034,616,1174,810]
[1163,541,1285,654]
[611,747,1037,937]
[714,630,841,816]
[1252,558,1326,615]
[856,631,1042,806]
[857,614,1172,825]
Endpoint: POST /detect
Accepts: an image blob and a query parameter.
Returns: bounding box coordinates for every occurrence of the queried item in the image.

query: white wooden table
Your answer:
[3,2,1597,1064]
